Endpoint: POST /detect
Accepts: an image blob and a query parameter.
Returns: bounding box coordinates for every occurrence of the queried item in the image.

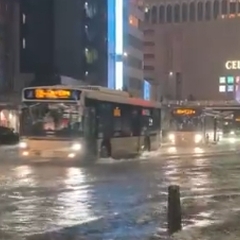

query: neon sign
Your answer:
[225,61,240,70]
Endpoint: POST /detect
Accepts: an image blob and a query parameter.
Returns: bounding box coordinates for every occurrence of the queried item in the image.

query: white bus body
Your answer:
[19,85,161,162]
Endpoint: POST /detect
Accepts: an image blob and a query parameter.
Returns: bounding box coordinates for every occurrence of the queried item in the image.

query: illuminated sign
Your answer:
[113,107,121,116]
[225,61,240,70]
[23,88,81,101]
[173,108,196,115]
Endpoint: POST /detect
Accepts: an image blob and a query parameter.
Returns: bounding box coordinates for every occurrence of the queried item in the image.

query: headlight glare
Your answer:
[195,134,202,143]
[168,134,175,141]
[71,143,81,151]
[19,141,27,149]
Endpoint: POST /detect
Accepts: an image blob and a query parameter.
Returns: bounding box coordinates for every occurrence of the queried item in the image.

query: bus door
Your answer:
[83,107,97,160]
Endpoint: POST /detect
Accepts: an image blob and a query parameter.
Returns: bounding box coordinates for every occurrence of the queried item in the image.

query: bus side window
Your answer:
[98,102,113,139]
[131,108,141,136]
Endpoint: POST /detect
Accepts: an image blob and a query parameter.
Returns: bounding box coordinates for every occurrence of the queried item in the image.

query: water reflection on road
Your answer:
[0,152,240,239]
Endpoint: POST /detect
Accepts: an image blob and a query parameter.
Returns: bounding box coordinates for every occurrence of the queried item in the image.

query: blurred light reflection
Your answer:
[56,167,99,226]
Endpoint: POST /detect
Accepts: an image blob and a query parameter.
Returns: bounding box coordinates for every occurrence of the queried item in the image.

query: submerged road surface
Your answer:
[0,146,240,239]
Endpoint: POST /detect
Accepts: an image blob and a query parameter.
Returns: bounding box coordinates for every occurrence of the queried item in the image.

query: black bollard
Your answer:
[167,185,182,235]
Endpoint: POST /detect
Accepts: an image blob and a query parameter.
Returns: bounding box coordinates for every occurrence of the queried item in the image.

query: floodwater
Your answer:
[0,145,240,239]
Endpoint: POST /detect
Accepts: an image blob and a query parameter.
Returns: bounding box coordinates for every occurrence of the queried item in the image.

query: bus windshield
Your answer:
[170,115,202,132]
[20,102,83,138]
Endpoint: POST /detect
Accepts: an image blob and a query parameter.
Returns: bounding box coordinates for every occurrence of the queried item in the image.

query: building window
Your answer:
[151,6,157,24]
[182,3,188,22]
[197,2,203,21]
[228,85,234,92]
[144,9,150,22]
[144,42,155,46]
[213,0,220,19]
[219,76,226,84]
[219,85,226,92]
[159,5,165,23]
[144,65,154,70]
[205,1,211,20]
[236,76,240,83]
[189,2,196,21]
[221,0,227,15]
[129,15,138,27]
[144,29,154,35]
[22,38,26,49]
[144,53,155,59]
[227,76,234,84]
[166,5,172,23]
[230,2,236,14]
[174,4,180,23]
[22,13,26,24]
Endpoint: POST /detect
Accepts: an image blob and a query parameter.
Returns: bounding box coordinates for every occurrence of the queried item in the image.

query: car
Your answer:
[0,126,19,145]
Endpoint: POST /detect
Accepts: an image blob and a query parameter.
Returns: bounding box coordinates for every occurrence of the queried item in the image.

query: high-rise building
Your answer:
[17,0,144,97]
[143,0,240,101]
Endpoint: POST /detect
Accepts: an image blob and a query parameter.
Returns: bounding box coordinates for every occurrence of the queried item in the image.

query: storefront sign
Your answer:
[225,60,240,70]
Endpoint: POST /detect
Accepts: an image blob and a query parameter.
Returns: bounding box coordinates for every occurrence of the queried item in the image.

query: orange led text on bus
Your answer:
[174,109,196,115]
[35,89,71,99]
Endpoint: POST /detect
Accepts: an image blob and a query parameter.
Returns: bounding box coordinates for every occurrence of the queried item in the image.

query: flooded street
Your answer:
[0,146,240,239]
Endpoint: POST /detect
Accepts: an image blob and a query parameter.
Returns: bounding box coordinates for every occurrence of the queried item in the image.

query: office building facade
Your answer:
[17,0,144,97]
[143,0,240,101]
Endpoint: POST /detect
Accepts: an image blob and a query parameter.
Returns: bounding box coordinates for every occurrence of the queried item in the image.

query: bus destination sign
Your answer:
[23,88,81,101]
[173,108,196,115]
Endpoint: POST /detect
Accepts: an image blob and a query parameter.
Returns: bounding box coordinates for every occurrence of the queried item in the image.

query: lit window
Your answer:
[236,76,240,83]
[219,85,226,92]
[219,76,225,84]
[227,85,234,92]
[22,38,26,49]
[129,15,138,27]
[227,76,234,84]
[22,14,26,24]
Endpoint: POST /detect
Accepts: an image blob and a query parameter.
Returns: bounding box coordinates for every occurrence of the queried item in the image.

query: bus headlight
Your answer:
[71,143,82,151]
[195,134,202,143]
[19,141,27,149]
[168,134,175,141]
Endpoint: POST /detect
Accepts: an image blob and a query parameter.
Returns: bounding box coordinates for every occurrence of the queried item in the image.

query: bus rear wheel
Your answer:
[100,140,111,158]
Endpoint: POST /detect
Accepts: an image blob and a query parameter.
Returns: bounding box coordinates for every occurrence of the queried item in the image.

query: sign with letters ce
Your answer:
[225,61,240,70]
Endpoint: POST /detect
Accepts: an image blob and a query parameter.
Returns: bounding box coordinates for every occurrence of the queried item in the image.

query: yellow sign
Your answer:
[35,89,71,99]
[174,109,196,115]
[113,107,121,117]
[225,60,240,70]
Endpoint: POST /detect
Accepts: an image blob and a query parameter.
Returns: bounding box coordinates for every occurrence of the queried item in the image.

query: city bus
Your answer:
[19,85,161,162]
[168,107,204,145]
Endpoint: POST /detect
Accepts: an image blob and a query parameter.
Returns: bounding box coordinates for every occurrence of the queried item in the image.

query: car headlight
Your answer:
[168,134,175,141]
[19,141,27,149]
[71,143,82,151]
[195,134,202,143]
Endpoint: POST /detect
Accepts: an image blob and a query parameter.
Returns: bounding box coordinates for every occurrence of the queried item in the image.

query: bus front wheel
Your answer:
[144,137,151,151]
